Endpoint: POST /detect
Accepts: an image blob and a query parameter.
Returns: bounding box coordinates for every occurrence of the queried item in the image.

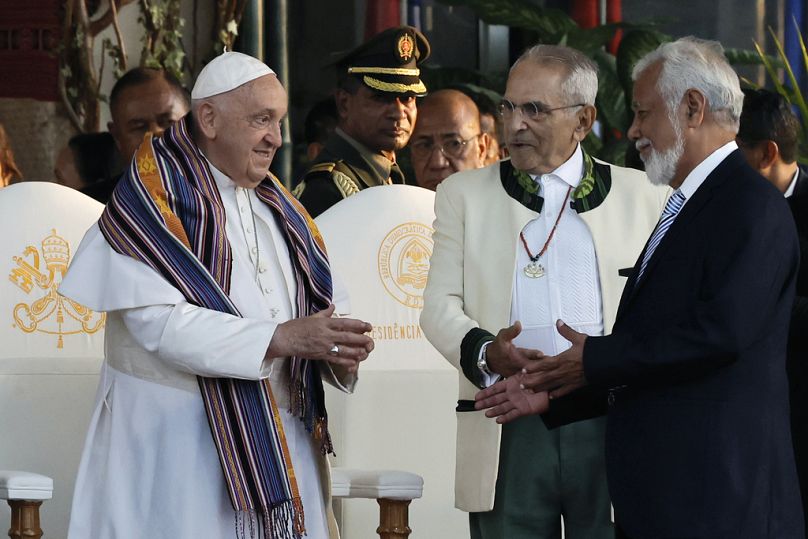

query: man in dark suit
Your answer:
[476,37,805,538]
[737,88,807,197]
[737,87,808,536]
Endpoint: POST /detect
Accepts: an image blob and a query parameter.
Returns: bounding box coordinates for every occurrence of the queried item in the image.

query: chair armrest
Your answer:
[0,471,53,501]
[330,468,423,501]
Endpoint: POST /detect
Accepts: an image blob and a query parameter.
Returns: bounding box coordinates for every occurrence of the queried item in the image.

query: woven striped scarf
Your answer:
[99,117,333,539]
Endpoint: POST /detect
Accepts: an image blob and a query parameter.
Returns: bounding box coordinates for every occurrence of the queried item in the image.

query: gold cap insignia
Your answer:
[397,33,414,62]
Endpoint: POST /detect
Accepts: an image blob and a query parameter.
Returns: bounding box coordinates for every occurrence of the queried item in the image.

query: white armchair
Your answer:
[1,468,423,539]
[0,471,52,539]
[0,184,105,538]
[331,468,423,539]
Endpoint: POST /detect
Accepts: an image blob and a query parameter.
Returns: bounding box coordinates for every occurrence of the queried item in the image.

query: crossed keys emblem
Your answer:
[9,229,105,348]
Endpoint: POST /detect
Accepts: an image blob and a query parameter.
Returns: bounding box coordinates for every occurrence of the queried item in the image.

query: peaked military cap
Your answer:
[337,26,431,96]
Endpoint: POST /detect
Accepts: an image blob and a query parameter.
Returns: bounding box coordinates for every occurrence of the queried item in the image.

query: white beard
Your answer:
[638,120,684,186]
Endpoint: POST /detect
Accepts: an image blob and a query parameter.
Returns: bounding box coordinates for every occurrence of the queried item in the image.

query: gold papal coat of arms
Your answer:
[9,228,105,348]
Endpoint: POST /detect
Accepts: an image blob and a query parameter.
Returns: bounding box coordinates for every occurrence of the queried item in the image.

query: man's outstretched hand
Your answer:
[519,320,588,399]
[474,375,549,423]
[474,320,592,423]
[486,321,544,377]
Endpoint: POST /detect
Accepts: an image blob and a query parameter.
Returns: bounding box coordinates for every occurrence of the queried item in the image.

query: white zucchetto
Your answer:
[191,51,276,100]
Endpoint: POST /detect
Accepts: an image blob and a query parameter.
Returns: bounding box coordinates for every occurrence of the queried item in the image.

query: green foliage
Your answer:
[434,0,672,165]
[615,29,667,104]
[748,21,808,162]
[725,47,783,68]
[438,0,576,37]
[434,1,776,164]
[214,18,241,55]
[421,64,506,95]
[138,0,187,84]
[101,38,126,80]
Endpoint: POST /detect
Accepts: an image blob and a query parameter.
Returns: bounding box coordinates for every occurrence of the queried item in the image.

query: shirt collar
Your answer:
[202,153,241,194]
[529,144,583,189]
[336,127,394,180]
[784,167,800,198]
[677,140,737,200]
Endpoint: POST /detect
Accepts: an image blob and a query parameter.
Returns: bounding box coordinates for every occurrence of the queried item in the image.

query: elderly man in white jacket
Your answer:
[421,44,668,539]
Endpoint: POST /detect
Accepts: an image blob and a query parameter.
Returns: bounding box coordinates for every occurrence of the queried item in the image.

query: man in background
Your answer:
[475,93,507,165]
[82,67,190,202]
[303,97,338,162]
[295,26,430,217]
[737,88,806,195]
[738,87,808,536]
[409,89,488,191]
[108,67,190,163]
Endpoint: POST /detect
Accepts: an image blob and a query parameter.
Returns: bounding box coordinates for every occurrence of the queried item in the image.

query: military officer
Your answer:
[294,25,430,217]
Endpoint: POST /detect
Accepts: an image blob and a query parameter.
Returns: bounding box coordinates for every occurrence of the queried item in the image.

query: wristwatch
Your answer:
[477,341,494,377]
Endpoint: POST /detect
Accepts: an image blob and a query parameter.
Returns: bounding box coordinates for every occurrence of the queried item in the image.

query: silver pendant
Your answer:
[524,261,545,278]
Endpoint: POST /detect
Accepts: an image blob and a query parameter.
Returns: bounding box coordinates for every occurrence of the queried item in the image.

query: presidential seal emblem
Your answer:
[378,221,433,309]
[397,33,414,62]
[9,228,105,348]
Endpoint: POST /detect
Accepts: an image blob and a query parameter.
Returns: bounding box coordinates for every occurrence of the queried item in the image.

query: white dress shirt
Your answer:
[677,141,738,208]
[785,167,800,198]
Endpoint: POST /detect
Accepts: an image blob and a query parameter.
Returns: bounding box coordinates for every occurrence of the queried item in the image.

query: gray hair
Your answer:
[512,44,599,106]
[632,37,743,132]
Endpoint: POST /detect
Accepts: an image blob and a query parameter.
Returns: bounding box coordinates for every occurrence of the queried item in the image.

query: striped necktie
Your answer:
[636,189,687,283]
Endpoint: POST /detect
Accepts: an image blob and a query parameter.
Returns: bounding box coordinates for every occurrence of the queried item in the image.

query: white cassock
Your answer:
[59,160,353,539]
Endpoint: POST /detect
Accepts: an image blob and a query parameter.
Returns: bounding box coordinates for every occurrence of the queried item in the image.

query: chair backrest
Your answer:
[316,185,467,538]
[0,183,105,536]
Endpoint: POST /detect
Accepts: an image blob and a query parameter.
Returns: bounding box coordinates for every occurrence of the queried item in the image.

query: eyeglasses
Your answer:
[498,99,585,121]
[410,134,480,160]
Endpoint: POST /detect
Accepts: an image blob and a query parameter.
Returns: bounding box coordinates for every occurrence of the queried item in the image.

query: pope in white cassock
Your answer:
[59,52,374,539]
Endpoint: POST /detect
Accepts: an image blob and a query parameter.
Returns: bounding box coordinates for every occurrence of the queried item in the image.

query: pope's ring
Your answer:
[329,345,340,355]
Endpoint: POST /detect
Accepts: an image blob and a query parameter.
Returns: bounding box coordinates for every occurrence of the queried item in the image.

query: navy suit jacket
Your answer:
[787,166,808,531]
[549,150,804,538]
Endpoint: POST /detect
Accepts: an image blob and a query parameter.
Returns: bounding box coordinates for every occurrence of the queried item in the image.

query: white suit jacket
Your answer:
[420,158,668,512]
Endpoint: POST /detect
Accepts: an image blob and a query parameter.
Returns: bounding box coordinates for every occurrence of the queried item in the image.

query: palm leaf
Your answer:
[725,47,783,67]
[793,17,808,109]
[767,27,808,124]
[788,17,808,156]
[566,22,658,55]
[565,24,617,55]
[754,40,789,96]
[796,17,808,69]
[591,49,628,134]
[615,29,669,107]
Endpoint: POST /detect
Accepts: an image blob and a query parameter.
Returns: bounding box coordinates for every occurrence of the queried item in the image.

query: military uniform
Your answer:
[295,128,406,217]
[295,25,430,217]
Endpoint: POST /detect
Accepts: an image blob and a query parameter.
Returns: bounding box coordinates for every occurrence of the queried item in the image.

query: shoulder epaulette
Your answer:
[292,181,306,198]
[307,161,337,175]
